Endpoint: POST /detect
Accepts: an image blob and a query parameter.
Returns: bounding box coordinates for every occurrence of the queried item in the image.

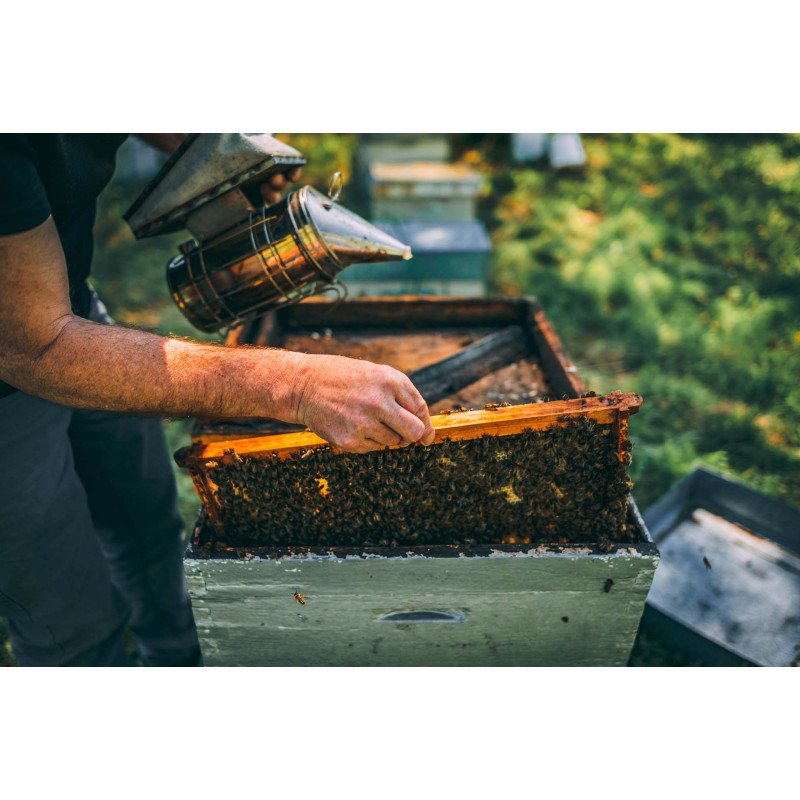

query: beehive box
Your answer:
[180,296,658,666]
[367,162,483,220]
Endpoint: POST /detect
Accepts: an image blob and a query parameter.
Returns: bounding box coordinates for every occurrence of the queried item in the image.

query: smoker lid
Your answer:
[124,133,306,239]
[370,219,491,254]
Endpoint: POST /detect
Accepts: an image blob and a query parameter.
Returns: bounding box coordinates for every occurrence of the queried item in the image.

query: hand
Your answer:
[260,166,303,206]
[134,133,188,154]
[291,354,435,454]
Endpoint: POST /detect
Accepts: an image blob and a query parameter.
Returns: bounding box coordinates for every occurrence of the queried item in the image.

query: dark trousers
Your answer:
[0,296,200,666]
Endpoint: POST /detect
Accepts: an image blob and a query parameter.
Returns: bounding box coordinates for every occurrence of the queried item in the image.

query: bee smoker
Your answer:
[125,133,412,333]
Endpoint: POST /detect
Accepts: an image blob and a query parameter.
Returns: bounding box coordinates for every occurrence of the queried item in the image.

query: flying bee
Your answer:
[703,556,712,570]
[294,592,306,605]
[603,578,614,593]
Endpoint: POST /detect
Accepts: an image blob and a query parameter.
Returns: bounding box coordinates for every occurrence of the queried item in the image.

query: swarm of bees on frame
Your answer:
[205,416,636,549]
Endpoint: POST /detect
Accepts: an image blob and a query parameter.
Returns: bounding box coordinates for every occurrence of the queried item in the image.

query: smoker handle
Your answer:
[376,610,466,623]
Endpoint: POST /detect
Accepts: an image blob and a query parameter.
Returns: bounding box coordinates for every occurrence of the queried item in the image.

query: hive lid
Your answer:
[125,133,306,239]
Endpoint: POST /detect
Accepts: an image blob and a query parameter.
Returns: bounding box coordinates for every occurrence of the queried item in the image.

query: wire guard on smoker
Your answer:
[166,184,412,333]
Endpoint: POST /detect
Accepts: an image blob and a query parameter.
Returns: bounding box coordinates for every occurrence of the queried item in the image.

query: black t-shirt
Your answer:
[0,134,128,398]
[0,133,128,318]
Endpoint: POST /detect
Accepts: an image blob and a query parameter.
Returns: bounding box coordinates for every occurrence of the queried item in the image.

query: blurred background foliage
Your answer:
[3,133,798,667]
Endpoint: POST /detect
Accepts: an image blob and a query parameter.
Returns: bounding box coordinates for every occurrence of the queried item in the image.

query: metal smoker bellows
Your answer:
[124,134,413,333]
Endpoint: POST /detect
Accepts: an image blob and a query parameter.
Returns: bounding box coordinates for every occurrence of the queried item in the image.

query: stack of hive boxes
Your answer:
[344,134,491,297]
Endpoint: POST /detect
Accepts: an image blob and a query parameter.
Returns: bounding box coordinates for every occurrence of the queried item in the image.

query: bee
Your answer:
[603,578,614,593]
[596,536,614,553]
[294,591,306,605]
[561,616,569,623]
[703,556,712,570]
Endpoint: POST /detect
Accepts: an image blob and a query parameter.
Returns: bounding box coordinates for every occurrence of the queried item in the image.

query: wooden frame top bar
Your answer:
[177,392,642,467]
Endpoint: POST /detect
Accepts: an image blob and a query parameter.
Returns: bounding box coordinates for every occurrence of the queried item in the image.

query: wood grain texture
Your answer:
[186,549,657,666]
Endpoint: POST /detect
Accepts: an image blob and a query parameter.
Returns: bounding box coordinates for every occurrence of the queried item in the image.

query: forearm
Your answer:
[0,218,433,452]
[3,314,308,421]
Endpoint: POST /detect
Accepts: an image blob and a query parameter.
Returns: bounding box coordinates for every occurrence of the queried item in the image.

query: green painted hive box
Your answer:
[181,296,658,666]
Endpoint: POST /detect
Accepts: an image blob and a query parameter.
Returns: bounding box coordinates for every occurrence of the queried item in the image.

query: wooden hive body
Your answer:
[180,296,658,665]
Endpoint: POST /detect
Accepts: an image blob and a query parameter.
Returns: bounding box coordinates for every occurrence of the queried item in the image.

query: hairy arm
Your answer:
[0,218,434,452]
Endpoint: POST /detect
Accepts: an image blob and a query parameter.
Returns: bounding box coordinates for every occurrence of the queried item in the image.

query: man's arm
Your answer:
[0,217,434,453]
